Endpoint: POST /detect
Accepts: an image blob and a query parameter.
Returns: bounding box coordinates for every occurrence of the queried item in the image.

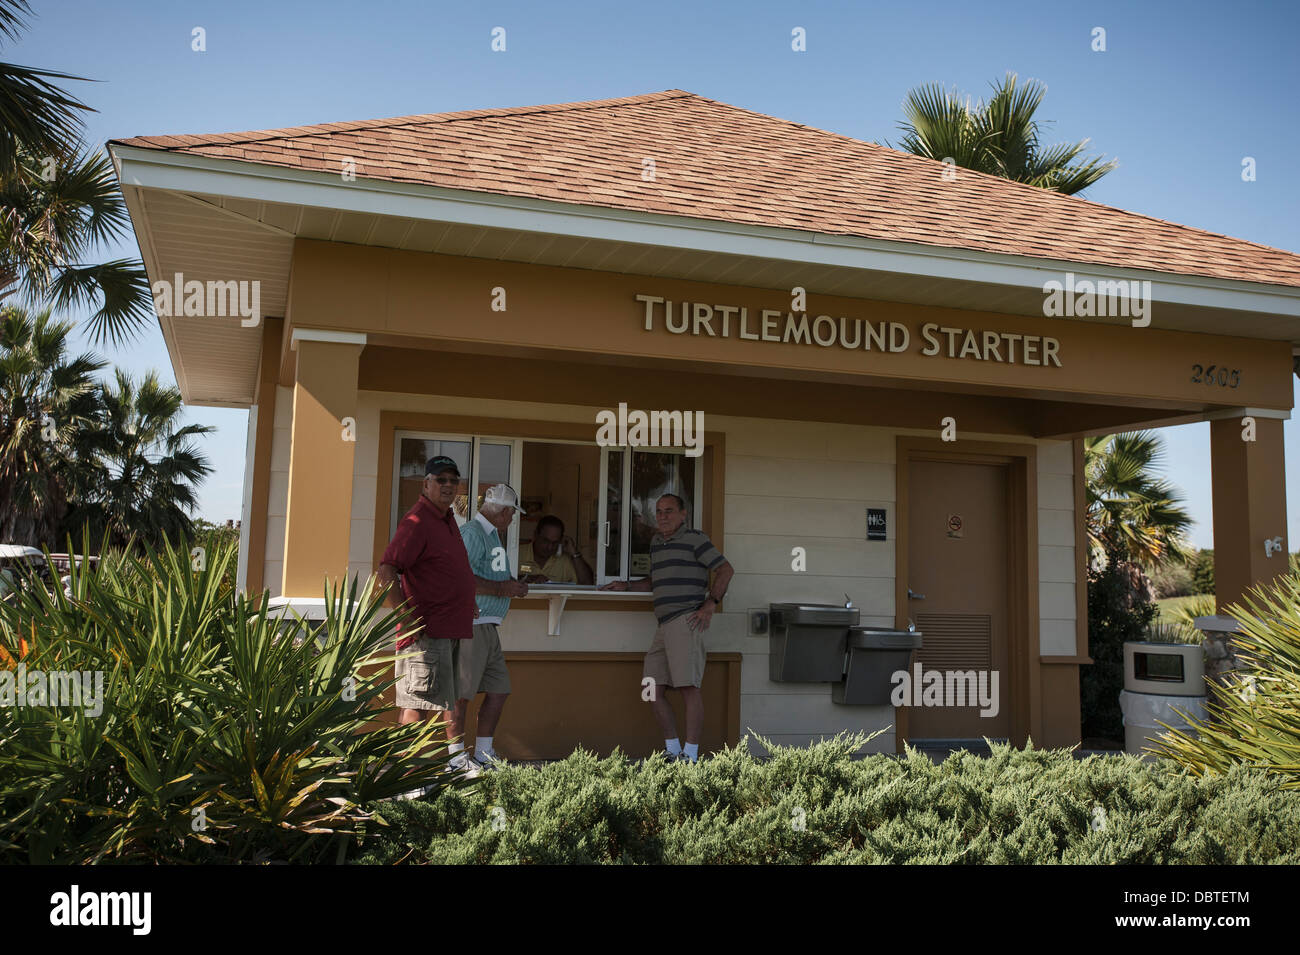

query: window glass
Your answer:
[396,437,471,527]
[518,441,600,579]
[603,449,624,578]
[475,442,513,510]
[629,451,696,577]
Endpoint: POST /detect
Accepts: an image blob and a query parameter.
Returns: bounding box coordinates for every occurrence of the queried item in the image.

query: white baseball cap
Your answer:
[483,483,527,515]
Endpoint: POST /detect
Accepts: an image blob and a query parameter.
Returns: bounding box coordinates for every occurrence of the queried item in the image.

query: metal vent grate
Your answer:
[915,613,992,670]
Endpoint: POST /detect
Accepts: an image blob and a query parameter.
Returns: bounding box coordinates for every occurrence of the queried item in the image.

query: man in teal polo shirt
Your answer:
[455,483,528,770]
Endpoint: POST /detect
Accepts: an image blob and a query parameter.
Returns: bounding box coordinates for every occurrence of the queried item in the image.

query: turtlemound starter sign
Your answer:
[635,293,1063,367]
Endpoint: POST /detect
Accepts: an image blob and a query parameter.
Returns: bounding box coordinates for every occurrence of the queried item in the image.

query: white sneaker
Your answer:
[450,752,481,779]
[473,751,505,771]
[395,783,434,801]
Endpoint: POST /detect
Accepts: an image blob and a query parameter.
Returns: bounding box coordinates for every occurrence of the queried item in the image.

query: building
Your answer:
[109,90,1300,757]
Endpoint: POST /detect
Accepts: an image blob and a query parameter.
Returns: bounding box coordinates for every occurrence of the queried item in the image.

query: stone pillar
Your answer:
[1194,614,1247,696]
[281,330,365,598]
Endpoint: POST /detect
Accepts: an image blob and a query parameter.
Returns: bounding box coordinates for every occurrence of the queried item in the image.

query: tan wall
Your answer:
[1211,415,1290,609]
[346,388,1078,751]
[287,239,1294,413]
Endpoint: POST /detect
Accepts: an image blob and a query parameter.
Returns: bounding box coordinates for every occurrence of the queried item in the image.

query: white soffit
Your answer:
[118,184,292,406]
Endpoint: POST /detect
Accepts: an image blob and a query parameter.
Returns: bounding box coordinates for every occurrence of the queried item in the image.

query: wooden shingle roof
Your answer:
[112,89,1300,288]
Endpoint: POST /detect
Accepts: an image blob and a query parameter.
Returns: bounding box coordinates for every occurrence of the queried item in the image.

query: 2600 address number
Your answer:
[1191,365,1240,388]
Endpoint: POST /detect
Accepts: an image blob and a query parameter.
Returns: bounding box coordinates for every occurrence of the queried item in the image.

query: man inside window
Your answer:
[519,515,594,585]
[600,494,733,763]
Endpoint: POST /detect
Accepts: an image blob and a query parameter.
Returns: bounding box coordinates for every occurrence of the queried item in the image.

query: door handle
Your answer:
[907,588,926,600]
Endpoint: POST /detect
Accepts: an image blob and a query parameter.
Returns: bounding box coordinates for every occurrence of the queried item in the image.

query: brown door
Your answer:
[905,459,1011,740]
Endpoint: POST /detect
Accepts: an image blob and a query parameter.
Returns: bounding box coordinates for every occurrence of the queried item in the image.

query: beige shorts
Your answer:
[394,636,457,711]
[455,623,511,699]
[644,613,706,690]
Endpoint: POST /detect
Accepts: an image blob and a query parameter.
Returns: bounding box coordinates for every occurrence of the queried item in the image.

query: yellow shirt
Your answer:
[519,543,578,583]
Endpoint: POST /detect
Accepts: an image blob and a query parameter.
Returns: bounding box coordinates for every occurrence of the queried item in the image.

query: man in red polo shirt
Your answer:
[376,455,478,772]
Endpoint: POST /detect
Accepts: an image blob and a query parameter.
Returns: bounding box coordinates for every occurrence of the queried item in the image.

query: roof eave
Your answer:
[109,144,1300,324]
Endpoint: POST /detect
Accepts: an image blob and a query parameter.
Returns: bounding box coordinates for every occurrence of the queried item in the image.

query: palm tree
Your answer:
[0,0,92,174]
[0,1,153,345]
[64,369,214,548]
[0,303,103,544]
[1,145,152,345]
[1084,431,1193,569]
[890,72,1118,195]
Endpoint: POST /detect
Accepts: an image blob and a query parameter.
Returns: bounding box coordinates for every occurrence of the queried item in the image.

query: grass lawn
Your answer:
[1156,595,1203,623]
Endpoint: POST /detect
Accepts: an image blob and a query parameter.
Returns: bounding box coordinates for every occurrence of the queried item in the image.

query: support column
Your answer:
[281,330,365,598]
[242,317,283,597]
[1209,413,1289,612]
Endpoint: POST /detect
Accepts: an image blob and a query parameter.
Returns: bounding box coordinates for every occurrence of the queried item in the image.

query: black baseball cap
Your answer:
[426,455,461,477]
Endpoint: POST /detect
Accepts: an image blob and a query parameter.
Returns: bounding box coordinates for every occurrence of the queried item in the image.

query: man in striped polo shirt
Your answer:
[455,484,528,771]
[602,493,734,763]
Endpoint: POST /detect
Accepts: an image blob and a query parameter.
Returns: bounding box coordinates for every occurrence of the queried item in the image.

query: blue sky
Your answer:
[9,0,1300,547]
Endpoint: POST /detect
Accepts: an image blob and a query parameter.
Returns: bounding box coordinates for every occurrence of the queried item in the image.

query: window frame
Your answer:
[391,429,704,583]
[598,445,706,584]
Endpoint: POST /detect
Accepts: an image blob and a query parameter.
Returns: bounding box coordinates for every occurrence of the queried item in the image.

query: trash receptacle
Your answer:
[769,603,859,682]
[832,626,922,704]
[1120,641,1207,759]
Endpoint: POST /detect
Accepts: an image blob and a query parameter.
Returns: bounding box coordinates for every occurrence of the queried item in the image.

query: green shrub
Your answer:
[1190,548,1215,596]
[356,733,1300,865]
[1153,573,1300,791]
[1162,593,1216,641]
[0,536,456,863]
[1083,550,1158,741]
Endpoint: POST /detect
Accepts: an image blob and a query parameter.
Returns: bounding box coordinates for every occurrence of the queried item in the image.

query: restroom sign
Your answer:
[947,514,964,539]
[867,508,887,541]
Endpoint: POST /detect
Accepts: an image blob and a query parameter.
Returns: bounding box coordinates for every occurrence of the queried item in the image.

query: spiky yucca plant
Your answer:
[1151,573,1300,790]
[0,535,458,863]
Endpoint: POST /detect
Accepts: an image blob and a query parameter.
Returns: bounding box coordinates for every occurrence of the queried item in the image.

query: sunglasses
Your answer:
[430,475,460,485]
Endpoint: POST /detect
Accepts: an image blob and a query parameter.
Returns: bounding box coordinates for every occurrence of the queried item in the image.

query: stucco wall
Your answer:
[314,390,1076,753]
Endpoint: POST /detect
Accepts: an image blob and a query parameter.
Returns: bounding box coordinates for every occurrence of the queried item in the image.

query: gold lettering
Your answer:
[784,313,811,344]
[889,322,909,352]
[864,320,887,351]
[941,326,962,356]
[838,316,862,349]
[636,293,663,330]
[1023,335,1040,365]
[920,323,941,356]
[715,304,737,337]
[1042,337,1061,367]
[693,303,716,336]
[982,331,1002,362]
[812,316,837,346]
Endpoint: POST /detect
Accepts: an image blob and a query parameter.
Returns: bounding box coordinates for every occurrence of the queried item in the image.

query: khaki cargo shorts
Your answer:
[455,623,511,700]
[643,613,706,691]
[394,636,457,711]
